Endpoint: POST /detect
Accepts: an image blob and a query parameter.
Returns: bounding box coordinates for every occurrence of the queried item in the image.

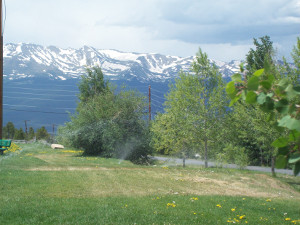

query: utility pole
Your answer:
[52,124,56,143]
[148,85,151,121]
[24,120,30,135]
[52,124,56,137]
[24,120,30,143]
[0,0,3,139]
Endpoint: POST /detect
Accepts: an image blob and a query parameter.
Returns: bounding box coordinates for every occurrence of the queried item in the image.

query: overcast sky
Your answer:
[4,0,300,62]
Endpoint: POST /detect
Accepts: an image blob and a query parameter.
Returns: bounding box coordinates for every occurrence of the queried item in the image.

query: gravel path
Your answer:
[154,156,298,176]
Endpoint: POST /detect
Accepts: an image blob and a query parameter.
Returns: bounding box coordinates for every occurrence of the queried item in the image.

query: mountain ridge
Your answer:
[3,43,242,131]
[4,43,241,82]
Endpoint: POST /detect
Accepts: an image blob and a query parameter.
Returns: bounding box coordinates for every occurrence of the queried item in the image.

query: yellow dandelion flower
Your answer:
[231,208,236,212]
[239,215,246,220]
[266,199,272,202]
[285,218,291,221]
[167,202,176,208]
[216,204,222,208]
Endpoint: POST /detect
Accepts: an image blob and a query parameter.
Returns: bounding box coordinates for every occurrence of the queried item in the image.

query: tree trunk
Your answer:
[260,148,263,166]
[271,156,276,177]
[204,139,208,168]
[183,157,185,168]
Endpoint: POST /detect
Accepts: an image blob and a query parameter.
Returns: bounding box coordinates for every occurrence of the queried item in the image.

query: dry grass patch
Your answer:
[22,165,300,199]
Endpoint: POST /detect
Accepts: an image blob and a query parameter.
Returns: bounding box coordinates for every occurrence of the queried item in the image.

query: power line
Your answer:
[4,107,69,115]
[151,87,167,95]
[3,103,76,111]
[151,98,163,105]
[4,86,79,93]
[4,96,74,101]
[151,93,165,101]
[4,91,77,97]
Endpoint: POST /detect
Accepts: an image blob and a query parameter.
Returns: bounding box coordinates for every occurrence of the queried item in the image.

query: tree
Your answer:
[58,67,152,164]
[36,126,50,140]
[224,101,281,175]
[28,127,35,140]
[78,66,110,102]
[246,35,274,74]
[151,48,227,167]
[225,36,285,176]
[14,128,25,140]
[226,37,300,175]
[3,122,15,139]
[291,37,300,81]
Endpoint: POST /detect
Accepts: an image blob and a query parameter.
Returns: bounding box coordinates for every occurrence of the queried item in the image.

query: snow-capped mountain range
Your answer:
[3,43,243,131]
[4,43,241,82]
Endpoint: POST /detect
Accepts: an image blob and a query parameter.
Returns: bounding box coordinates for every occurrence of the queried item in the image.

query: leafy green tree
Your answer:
[58,68,152,164]
[226,37,300,175]
[78,66,110,102]
[14,128,25,140]
[28,127,35,140]
[246,35,274,74]
[224,102,281,176]
[36,126,50,140]
[291,37,300,81]
[151,48,227,167]
[3,122,15,139]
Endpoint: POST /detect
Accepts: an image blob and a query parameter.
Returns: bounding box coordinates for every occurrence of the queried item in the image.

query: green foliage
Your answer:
[27,127,35,140]
[226,37,300,175]
[246,35,273,73]
[36,126,50,140]
[14,128,25,140]
[151,49,227,166]
[291,37,300,81]
[59,68,152,164]
[223,99,281,168]
[216,144,249,169]
[78,66,110,102]
[3,122,15,139]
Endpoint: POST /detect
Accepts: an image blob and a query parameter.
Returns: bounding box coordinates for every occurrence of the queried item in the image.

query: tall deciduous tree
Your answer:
[226,37,300,175]
[246,35,274,74]
[78,66,110,102]
[151,49,227,167]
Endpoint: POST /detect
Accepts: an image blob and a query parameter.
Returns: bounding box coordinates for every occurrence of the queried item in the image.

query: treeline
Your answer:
[57,35,300,172]
[3,122,51,141]
[151,36,299,174]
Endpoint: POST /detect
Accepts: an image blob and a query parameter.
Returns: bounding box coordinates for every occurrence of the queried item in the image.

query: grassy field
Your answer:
[0,142,299,224]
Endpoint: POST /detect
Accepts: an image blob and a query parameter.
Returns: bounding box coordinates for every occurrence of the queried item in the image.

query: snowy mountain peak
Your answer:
[4,43,241,82]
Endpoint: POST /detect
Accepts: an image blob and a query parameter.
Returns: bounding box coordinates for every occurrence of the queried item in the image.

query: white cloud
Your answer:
[3,0,299,61]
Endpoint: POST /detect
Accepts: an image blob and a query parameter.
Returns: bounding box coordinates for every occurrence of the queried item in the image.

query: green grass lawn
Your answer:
[0,142,299,224]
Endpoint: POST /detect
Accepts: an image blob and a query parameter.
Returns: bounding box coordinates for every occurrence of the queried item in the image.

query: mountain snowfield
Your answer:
[4,43,241,82]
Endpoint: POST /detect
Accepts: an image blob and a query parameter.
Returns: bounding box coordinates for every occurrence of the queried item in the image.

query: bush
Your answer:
[58,88,152,164]
[216,144,249,169]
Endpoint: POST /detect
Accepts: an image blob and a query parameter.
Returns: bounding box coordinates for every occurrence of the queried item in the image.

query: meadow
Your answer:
[0,143,299,224]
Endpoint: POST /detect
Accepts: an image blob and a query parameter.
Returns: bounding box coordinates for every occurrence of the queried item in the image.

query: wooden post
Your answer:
[0,0,3,139]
